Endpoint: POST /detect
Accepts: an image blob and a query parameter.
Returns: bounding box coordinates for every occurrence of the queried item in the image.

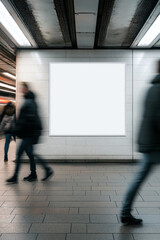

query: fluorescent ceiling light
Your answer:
[2,72,16,79]
[0,82,16,90]
[0,89,15,94]
[0,2,31,46]
[138,14,160,46]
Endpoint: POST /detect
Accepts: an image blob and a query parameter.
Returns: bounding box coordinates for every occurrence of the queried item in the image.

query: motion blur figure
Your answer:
[0,102,16,162]
[121,61,160,225]
[6,82,53,183]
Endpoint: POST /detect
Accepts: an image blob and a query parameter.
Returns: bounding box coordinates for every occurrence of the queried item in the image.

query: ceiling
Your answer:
[0,0,160,86]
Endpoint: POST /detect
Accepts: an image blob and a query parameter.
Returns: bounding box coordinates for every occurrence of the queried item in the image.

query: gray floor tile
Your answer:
[136,202,160,207]
[37,234,66,240]
[0,196,27,201]
[0,215,15,223]
[110,195,143,202]
[26,196,47,201]
[11,207,69,215]
[139,190,158,196]
[90,215,118,223]
[49,201,115,208]
[87,224,121,233]
[39,190,73,196]
[44,214,89,223]
[101,190,116,195]
[141,196,160,201]
[79,207,121,214]
[86,191,101,196]
[3,191,39,196]
[0,234,37,240]
[67,234,113,240]
[2,201,49,207]
[113,234,134,240]
[71,224,86,233]
[89,224,160,234]
[69,208,78,214]
[133,234,160,240]
[0,224,30,233]
[12,215,45,223]
[73,191,85,196]
[136,208,160,215]
[30,223,70,233]
[0,191,5,195]
[47,195,110,202]
[0,208,15,215]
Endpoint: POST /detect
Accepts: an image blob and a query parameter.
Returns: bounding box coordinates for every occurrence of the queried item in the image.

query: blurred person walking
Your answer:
[121,62,160,225]
[0,102,16,162]
[6,82,53,183]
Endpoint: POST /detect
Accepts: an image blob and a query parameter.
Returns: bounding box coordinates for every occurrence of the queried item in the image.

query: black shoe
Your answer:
[41,169,54,181]
[4,156,8,162]
[23,173,37,182]
[6,176,17,183]
[121,213,143,225]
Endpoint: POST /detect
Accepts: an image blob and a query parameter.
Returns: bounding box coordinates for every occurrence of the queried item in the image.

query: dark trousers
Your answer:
[14,138,49,177]
[14,138,36,177]
[121,152,160,215]
[4,133,12,157]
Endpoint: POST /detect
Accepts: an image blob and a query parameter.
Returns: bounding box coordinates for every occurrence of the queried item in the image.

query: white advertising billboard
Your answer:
[49,63,125,136]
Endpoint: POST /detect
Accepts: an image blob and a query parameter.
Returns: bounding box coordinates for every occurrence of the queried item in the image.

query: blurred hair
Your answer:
[5,101,15,116]
[158,60,160,74]
[21,82,29,90]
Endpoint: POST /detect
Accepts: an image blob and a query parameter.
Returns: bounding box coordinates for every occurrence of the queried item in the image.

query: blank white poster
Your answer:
[49,63,125,136]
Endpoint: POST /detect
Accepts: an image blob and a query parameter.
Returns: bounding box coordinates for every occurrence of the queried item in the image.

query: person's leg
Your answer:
[14,139,26,177]
[6,139,25,182]
[35,154,53,181]
[121,153,153,217]
[4,133,11,161]
[24,139,37,181]
[120,151,160,224]
[35,154,49,170]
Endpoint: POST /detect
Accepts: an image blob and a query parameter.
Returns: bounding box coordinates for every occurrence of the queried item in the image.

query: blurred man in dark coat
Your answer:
[121,62,160,225]
[6,82,53,183]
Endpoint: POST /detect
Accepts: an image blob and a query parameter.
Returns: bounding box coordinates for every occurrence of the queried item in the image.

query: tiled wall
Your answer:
[16,49,160,161]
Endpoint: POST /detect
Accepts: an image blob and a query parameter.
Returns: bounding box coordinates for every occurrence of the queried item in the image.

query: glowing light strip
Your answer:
[2,72,16,80]
[0,2,31,46]
[0,89,15,94]
[0,82,16,90]
[138,14,160,46]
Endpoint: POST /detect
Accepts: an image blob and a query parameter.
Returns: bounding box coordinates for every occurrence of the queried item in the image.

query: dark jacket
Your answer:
[15,91,42,143]
[138,74,160,152]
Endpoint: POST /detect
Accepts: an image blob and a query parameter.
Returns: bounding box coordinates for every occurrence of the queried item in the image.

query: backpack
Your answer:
[0,114,14,132]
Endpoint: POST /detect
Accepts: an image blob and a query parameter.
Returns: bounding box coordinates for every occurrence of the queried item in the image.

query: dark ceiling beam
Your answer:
[0,90,15,98]
[0,30,16,54]
[54,0,77,48]
[7,0,46,47]
[94,0,115,48]
[0,46,16,65]
[0,76,16,86]
[122,0,159,47]
[0,46,16,76]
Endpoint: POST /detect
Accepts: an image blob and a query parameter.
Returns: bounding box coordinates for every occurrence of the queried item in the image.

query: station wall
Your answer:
[16,50,160,161]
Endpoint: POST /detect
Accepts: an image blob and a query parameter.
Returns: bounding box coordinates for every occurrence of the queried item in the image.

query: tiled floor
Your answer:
[1,140,160,239]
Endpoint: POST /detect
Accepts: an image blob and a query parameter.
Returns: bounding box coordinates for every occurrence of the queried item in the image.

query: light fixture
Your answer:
[138,14,160,46]
[2,72,16,80]
[0,82,16,90]
[0,1,31,46]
